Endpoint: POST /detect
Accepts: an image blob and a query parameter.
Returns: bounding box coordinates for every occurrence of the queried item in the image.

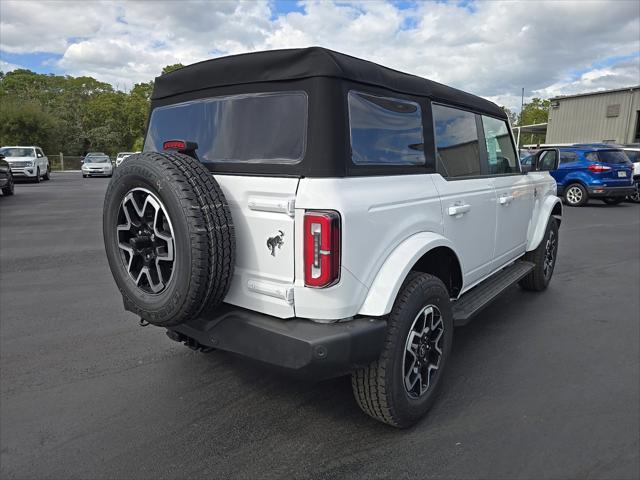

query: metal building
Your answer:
[546,86,640,144]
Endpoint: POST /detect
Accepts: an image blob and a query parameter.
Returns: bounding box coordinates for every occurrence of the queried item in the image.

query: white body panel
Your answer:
[431,175,496,287]
[491,175,534,268]
[214,170,559,321]
[214,175,299,318]
[294,174,442,320]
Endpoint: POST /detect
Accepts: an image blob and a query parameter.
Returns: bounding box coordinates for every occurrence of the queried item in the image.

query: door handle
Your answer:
[448,204,471,216]
[499,195,514,205]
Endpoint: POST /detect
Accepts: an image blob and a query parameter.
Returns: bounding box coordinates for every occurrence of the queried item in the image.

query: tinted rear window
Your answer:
[624,150,640,162]
[596,150,632,164]
[144,92,307,164]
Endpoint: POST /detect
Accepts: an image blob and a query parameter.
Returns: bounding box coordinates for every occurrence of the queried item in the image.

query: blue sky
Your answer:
[1,0,638,110]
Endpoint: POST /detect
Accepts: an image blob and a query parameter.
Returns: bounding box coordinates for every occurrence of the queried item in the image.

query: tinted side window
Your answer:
[560,151,577,163]
[145,92,307,164]
[539,150,558,171]
[585,152,599,162]
[348,91,425,166]
[481,116,518,174]
[433,104,481,178]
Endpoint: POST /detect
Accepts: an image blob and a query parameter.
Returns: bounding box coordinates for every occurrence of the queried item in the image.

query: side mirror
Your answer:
[0,154,5,160]
[37,153,43,158]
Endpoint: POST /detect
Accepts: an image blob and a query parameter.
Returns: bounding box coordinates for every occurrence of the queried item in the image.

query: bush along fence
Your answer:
[47,154,87,171]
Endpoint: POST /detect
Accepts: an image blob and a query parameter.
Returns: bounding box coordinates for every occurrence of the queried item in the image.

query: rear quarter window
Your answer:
[560,151,577,163]
[144,92,308,164]
[348,91,425,166]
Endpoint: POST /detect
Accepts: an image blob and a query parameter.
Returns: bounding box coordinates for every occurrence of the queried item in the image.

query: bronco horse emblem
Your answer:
[267,230,285,257]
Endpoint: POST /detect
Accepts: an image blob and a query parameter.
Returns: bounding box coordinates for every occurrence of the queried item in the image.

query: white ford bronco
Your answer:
[103,47,562,427]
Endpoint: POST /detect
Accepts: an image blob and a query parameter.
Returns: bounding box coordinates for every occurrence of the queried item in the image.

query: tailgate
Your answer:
[602,162,634,186]
[214,175,299,318]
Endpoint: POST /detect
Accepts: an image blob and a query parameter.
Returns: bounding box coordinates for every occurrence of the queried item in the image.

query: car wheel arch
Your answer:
[358,233,463,317]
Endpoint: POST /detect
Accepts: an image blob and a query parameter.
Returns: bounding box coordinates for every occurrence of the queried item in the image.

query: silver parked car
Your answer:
[82,155,113,177]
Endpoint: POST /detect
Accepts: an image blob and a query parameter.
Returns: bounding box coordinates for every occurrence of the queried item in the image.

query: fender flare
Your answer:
[527,195,562,251]
[358,232,461,317]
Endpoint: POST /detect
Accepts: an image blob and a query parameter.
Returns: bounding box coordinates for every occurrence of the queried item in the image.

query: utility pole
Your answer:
[520,87,525,125]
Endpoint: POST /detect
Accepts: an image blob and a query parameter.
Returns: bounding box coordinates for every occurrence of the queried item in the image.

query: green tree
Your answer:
[161,64,184,75]
[0,100,57,151]
[517,98,550,145]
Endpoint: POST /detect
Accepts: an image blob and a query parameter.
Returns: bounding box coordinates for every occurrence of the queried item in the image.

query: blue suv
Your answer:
[537,145,635,207]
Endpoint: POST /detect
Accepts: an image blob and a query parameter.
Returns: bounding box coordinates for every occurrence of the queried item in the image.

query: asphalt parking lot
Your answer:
[1,172,638,479]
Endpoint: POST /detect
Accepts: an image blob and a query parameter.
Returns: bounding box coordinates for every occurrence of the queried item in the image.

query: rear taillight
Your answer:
[588,164,611,172]
[304,210,341,288]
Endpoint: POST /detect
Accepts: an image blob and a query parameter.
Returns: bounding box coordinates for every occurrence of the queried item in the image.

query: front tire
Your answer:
[33,167,41,183]
[602,197,624,205]
[352,272,453,428]
[564,183,587,207]
[520,217,559,291]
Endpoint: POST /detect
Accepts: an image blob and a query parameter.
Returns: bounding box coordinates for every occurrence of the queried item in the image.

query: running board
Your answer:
[452,260,535,326]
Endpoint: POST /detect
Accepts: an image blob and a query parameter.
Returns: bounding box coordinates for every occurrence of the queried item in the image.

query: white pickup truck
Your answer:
[0,146,50,182]
[103,48,562,428]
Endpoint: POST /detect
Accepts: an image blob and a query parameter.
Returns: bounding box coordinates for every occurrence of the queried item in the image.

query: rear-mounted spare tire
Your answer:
[103,152,235,327]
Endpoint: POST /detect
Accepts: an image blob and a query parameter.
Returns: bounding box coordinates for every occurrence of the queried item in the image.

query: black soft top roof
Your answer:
[152,47,505,118]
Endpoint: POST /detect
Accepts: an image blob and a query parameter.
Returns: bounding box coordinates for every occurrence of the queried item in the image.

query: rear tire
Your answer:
[563,183,587,207]
[351,272,453,428]
[520,217,559,291]
[628,183,640,203]
[43,166,50,180]
[602,197,624,205]
[103,152,235,327]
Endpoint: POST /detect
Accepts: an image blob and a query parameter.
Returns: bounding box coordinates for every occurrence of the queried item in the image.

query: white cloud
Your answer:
[1,0,639,109]
[0,59,21,72]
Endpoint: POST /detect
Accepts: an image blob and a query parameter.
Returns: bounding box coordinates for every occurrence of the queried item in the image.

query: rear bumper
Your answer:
[587,185,636,197]
[167,305,387,380]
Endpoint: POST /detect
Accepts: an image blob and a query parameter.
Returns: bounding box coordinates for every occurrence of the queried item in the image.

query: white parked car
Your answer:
[0,146,50,182]
[103,48,562,428]
[82,154,113,177]
[621,145,640,202]
[115,152,136,167]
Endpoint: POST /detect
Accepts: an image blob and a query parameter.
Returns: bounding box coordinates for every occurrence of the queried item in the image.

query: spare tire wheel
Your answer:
[103,152,235,326]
